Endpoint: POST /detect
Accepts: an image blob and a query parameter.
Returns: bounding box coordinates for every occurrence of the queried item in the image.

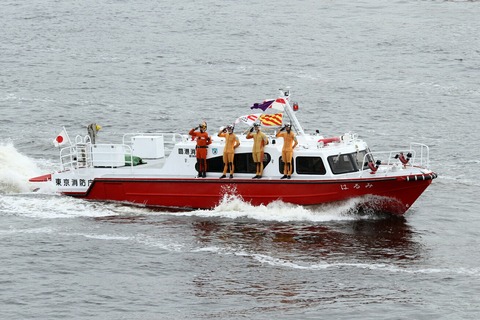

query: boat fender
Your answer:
[368,160,381,174]
[407,175,420,182]
[406,173,438,182]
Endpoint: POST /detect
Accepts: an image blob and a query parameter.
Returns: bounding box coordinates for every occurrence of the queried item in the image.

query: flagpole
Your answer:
[63,126,72,145]
[279,89,305,135]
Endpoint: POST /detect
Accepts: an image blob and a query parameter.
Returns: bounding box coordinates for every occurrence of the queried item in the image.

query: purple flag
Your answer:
[250,100,274,112]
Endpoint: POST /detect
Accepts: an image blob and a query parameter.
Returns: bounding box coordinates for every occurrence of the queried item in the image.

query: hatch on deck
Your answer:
[92,144,125,167]
[132,136,165,159]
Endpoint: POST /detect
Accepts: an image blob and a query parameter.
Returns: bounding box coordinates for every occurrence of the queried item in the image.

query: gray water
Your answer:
[1,0,480,319]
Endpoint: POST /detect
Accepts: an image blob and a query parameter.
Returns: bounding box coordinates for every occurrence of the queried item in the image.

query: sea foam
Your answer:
[184,193,363,222]
[0,140,43,193]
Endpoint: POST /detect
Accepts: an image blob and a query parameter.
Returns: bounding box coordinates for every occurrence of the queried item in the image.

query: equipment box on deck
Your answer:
[132,136,165,159]
[91,144,125,167]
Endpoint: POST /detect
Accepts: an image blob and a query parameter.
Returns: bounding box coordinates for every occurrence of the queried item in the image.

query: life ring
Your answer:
[317,137,340,144]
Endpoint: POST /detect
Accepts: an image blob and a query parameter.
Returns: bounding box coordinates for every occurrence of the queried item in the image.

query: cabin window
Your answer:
[296,156,326,175]
[354,150,371,170]
[328,154,357,174]
[205,153,271,173]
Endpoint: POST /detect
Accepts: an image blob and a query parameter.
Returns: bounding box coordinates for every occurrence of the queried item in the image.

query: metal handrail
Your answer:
[410,142,430,168]
[59,143,134,170]
[359,143,430,176]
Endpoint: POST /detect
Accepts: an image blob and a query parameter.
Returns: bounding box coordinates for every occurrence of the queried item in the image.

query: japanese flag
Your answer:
[53,128,70,147]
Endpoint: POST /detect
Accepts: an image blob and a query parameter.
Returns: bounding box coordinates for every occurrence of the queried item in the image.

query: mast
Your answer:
[278,88,305,135]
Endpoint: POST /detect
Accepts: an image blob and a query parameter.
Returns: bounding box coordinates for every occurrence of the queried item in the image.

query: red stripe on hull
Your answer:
[63,176,433,215]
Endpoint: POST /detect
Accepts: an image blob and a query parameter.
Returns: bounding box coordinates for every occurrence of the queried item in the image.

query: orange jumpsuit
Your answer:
[276,130,298,176]
[246,130,269,176]
[218,132,240,175]
[189,129,211,176]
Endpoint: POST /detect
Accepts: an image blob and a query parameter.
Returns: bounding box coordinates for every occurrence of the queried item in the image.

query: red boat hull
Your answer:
[64,174,435,215]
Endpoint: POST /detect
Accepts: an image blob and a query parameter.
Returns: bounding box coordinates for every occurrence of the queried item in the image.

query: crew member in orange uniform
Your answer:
[275,123,298,179]
[246,123,269,179]
[218,125,240,179]
[189,121,211,178]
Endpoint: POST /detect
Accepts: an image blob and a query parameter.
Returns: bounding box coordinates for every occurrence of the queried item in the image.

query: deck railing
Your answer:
[360,143,430,175]
[59,142,133,171]
[59,132,186,171]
